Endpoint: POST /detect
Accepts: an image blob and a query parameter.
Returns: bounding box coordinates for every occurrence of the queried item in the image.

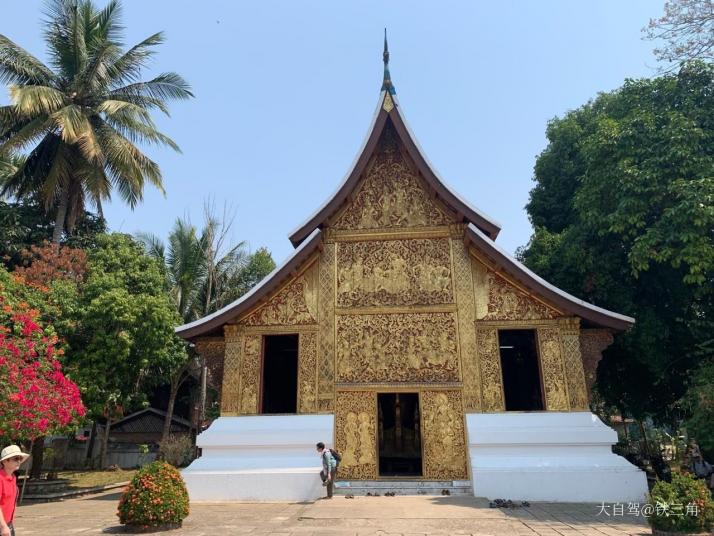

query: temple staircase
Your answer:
[335,480,473,496]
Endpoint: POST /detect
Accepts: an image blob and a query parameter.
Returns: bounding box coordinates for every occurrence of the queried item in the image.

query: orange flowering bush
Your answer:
[117,461,189,529]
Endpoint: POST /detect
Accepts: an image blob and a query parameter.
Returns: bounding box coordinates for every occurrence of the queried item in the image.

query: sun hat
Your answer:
[0,445,30,464]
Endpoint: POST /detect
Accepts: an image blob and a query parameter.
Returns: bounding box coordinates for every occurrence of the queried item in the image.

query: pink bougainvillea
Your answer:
[0,293,85,441]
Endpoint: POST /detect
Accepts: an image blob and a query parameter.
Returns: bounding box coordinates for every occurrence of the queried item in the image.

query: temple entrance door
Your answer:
[377,393,422,477]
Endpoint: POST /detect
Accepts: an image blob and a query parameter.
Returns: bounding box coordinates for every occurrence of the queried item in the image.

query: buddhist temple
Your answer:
[177,36,648,503]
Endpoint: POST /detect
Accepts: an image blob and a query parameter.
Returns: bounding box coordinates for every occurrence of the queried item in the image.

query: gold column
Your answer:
[559,318,589,410]
[537,326,570,411]
[239,334,262,414]
[298,331,318,413]
[334,391,377,479]
[221,325,242,415]
[476,327,505,412]
[451,236,482,412]
[421,390,469,479]
[317,241,336,412]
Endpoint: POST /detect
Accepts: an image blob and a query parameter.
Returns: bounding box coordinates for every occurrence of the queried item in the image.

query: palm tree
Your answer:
[137,205,249,446]
[0,0,192,242]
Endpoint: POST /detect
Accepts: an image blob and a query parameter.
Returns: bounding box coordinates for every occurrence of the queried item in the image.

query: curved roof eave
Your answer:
[465,224,635,331]
[175,229,322,341]
[288,91,502,247]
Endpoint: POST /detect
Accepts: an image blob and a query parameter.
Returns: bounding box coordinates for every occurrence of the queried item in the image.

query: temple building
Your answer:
[177,39,647,502]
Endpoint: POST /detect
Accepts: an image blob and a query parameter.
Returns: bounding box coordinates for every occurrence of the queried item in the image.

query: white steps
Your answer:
[335,480,473,496]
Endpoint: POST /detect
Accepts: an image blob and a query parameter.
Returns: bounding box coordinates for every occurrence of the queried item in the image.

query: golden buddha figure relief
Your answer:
[335,391,377,479]
[335,313,459,383]
[336,238,453,307]
[422,390,468,479]
[332,126,450,231]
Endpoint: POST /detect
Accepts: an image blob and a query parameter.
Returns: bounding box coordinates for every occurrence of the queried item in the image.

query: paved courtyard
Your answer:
[16,491,650,536]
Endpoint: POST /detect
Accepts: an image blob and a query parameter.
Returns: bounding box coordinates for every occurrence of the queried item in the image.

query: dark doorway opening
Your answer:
[378,393,422,477]
[261,334,298,414]
[498,330,544,411]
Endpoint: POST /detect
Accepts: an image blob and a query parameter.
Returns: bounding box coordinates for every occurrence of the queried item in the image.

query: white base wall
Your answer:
[182,414,334,502]
[466,412,648,503]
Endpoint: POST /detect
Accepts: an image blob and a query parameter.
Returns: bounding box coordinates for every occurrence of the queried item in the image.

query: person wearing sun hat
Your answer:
[0,445,30,536]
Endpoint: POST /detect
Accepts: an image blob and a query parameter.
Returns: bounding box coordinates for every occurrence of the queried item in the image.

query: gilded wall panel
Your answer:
[298,332,318,413]
[472,259,559,321]
[452,240,481,411]
[537,327,569,411]
[221,326,242,415]
[560,319,589,410]
[334,391,377,480]
[336,238,453,308]
[421,390,469,480]
[336,313,459,383]
[242,265,318,326]
[239,334,262,414]
[317,243,336,412]
[476,328,504,412]
[332,125,450,231]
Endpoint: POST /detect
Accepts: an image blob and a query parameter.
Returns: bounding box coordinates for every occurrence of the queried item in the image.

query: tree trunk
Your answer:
[161,379,180,450]
[85,420,97,463]
[29,438,44,479]
[52,188,69,244]
[99,417,112,469]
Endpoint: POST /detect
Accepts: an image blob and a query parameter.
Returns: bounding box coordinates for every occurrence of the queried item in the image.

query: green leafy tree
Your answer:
[520,62,714,428]
[137,208,275,445]
[65,233,186,467]
[0,0,192,243]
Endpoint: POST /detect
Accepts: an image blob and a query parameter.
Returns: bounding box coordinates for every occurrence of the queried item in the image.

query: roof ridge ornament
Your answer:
[381,28,396,95]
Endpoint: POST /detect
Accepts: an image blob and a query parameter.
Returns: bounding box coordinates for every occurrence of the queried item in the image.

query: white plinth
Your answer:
[182,414,334,502]
[466,412,648,503]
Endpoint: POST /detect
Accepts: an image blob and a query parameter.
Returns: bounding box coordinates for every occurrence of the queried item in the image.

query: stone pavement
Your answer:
[16,491,650,535]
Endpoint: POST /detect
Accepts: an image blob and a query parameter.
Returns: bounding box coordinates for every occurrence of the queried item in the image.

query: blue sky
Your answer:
[2,1,664,263]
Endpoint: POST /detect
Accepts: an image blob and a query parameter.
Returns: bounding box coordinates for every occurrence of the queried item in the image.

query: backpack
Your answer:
[329,448,342,466]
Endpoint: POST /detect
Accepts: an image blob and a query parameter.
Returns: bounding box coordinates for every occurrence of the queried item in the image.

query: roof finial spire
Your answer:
[381,28,396,95]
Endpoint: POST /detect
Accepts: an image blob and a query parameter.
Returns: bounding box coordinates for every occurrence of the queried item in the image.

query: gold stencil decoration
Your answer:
[537,327,569,411]
[332,125,450,231]
[220,326,242,415]
[382,92,394,112]
[336,238,453,308]
[298,332,318,413]
[452,240,482,411]
[476,327,505,412]
[422,390,468,479]
[317,243,336,412]
[580,329,614,401]
[242,265,318,326]
[560,319,589,410]
[472,259,559,321]
[336,313,459,383]
[239,334,262,414]
[335,391,377,479]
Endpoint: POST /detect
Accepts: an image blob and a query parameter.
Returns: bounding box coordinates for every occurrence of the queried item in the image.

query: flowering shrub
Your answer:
[0,279,85,440]
[117,461,189,529]
[648,472,714,534]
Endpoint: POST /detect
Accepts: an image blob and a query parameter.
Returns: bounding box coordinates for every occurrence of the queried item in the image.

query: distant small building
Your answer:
[109,408,195,445]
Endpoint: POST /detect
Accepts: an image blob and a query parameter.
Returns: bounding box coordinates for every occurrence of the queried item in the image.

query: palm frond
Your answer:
[105,110,180,152]
[136,231,166,261]
[9,85,66,116]
[107,32,163,86]
[91,0,123,44]
[100,92,170,115]
[112,72,194,101]
[51,104,91,143]
[0,34,55,85]
[0,113,53,154]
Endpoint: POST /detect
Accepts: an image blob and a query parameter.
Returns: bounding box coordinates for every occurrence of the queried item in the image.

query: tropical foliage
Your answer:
[117,461,189,529]
[519,62,714,435]
[648,472,714,533]
[0,0,192,242]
